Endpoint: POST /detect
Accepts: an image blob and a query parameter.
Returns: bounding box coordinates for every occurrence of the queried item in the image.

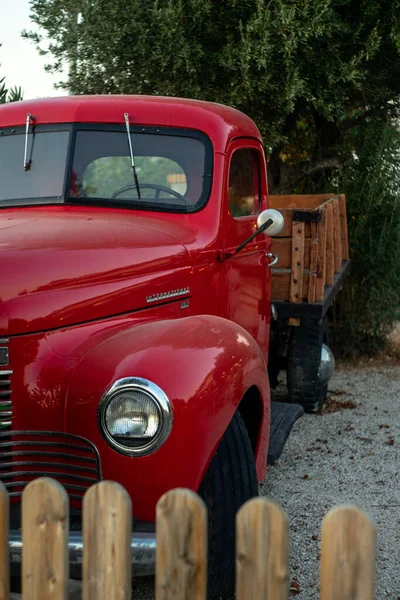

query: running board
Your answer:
[267,402,304,463]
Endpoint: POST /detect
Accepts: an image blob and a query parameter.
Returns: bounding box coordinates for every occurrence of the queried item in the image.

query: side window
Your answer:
[228,149,261,217]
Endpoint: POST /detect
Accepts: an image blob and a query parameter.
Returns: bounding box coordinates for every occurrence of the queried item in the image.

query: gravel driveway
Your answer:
[264,359,400,598]
[34,359,400,600]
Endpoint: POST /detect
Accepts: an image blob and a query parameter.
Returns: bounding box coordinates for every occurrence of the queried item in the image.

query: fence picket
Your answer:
[156,488,207,600]
[0,482,9,600]
[82,481,131,600]
[22,477,68,600]
[320,506,375,600]
[0,479,380,599]
[236,498,289,600]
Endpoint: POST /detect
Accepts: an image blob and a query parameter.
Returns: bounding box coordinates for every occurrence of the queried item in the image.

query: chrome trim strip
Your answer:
[98,377,173,457]
[0,340,9,345]
[9,530,156,576]
[146,287,190,304]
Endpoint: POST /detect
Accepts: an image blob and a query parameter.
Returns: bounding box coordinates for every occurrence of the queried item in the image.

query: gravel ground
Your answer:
[264,360,400,599]
[16,360,398,600]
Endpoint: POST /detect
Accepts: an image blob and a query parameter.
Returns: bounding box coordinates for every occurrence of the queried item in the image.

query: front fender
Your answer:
[67,315,270,521]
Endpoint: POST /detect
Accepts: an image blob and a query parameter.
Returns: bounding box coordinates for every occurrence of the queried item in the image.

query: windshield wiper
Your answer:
[124,113,141,199]
[24,113,34,171]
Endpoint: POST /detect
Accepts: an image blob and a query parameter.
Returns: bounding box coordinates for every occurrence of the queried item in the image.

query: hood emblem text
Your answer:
[146,287,190,304]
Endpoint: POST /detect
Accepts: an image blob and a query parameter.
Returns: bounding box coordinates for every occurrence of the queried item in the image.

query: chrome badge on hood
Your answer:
[146,287,190,304]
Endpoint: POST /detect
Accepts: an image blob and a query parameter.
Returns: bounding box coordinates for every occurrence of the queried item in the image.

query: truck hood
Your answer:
[0,207,193,336]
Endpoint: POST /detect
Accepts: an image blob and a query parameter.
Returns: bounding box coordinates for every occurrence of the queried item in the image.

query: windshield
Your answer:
[0,128,70,205]
[68,129,211,211]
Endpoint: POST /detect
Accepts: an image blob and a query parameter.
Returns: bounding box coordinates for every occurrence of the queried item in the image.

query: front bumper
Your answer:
[9,529,156,577]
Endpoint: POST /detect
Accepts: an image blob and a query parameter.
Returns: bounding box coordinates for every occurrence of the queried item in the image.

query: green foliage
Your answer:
[329,118,400,355]
[24,1,400,178]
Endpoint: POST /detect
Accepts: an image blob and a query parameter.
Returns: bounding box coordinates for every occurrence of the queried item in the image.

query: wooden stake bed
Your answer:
[269,194,350,322]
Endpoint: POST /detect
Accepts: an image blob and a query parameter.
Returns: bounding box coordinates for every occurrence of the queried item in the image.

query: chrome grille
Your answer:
[0,431,102,502]
[0,370,12,430]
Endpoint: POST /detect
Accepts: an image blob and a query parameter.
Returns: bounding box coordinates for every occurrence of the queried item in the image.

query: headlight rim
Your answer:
[98,377,173,457]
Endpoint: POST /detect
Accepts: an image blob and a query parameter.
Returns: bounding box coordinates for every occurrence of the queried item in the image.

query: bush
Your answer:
[329,118,400,356]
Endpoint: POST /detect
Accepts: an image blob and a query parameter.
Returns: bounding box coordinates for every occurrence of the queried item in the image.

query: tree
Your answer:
[24,1,400,353]
[0,44,23,103]
[24,0,400,192]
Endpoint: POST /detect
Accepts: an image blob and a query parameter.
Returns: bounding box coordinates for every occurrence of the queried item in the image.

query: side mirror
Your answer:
[256,209,285,236]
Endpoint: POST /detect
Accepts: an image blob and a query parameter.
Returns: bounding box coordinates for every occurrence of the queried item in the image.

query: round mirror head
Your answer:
[257,209,285,236]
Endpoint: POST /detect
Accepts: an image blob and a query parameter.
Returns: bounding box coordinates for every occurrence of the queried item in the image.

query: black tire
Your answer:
[287,316,329,413]
[198,411,259,599]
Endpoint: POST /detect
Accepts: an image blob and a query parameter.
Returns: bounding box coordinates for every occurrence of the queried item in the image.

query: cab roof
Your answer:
[0,95,262,152]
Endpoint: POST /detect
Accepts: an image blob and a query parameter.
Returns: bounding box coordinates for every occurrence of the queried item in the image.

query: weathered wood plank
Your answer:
[326,203,334,286]
[22,478,69,600]
[0,482,9,600]
[236,498,288,600]
[320,506,375,600]
[83,481,132,600]
[289,221,305,305]
[315,208,327,302]
[332,198,342,272]
[267,208,311,237]
[269,194,338,210]
[271,238,311,269]
[271,271,310,301]
[307,222,319,303]
[156,489,207,600]
[339,194,349,260]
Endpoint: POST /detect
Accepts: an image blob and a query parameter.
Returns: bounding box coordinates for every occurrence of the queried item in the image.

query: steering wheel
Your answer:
[110,183,191,205]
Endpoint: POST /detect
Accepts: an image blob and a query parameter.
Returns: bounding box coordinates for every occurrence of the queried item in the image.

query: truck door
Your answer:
[221,139,271,361]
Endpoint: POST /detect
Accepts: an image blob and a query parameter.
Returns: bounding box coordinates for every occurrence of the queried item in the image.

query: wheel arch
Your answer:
[237,384,264,457]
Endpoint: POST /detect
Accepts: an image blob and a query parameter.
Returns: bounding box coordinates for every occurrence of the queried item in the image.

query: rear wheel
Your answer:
[198,411,259,599]
[287,316,330,413]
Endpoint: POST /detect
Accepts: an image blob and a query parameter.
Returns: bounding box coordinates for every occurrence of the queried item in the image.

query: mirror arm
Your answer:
[217,218,274,263]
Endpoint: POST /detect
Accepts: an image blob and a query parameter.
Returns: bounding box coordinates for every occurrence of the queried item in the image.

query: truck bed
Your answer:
[269,194,350,321]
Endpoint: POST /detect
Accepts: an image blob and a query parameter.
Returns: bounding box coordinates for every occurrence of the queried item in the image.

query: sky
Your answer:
[0,0,67,99]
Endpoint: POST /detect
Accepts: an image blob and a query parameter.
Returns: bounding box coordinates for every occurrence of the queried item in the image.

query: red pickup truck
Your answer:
[0,95,307,597]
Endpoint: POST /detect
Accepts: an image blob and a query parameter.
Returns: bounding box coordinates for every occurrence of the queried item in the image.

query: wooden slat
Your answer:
[22,478,68,600]
[269,194,338,210]
[236,498,288,600]
[271,238,311,269]
[156,489,207,600]
[332,198,342,272]
[307,222,319,303]
[289,221,305,305]
[320,506,375,600]
[339,194,349,260]
[315,208,327,302]
[326,203,334,286]
[83,481,132,600]
[271,271,310,301]
[268,209,312,237]
[0,483,9,600]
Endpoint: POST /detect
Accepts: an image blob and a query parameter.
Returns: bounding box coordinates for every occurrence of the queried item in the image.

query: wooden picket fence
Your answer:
[0,478,376,599]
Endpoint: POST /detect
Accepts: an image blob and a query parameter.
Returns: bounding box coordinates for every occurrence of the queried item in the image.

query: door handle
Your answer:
[266,252,278,267]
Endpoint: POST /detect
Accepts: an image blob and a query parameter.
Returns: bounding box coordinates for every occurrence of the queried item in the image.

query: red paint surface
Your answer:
[0,95,272,521]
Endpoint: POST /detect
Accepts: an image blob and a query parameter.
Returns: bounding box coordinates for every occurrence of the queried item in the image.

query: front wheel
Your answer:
[198,411,259,599]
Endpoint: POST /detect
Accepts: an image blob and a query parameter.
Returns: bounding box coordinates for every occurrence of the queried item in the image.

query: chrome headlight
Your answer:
[98,377,173,456]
